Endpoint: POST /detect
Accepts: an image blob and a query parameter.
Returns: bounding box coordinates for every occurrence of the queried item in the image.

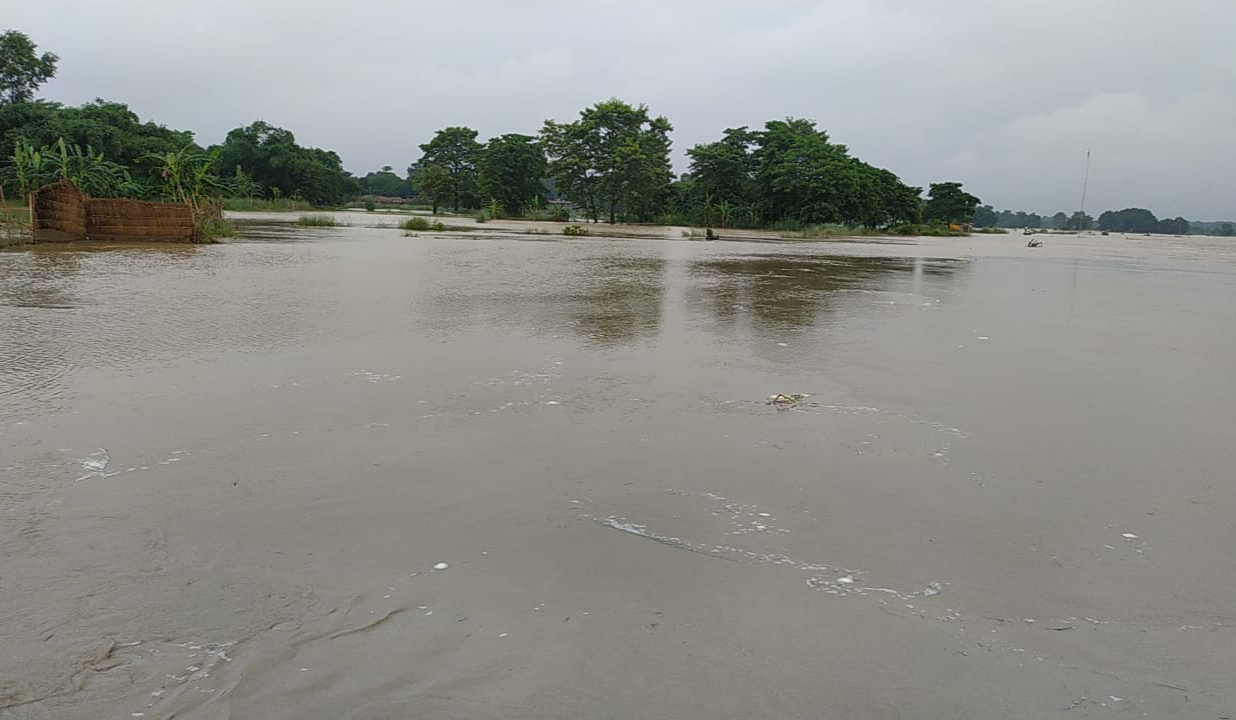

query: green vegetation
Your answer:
[411,126,481,214]
[478,134,547,217]
[543,99,673,224]
[400,215,470,233]
[1096,208,1190,234]
[197,216,235,242]
[781,224,885,239]
[922,182,981,225]
[6,28,1232,241]
[1,30,57,105]
[676,119,923,230]
[1,31,358,210]
[562,224,589,236]
[1,198,29,247]
[359,166,413,198]
[221,197,319,212]
[297,214,345,227]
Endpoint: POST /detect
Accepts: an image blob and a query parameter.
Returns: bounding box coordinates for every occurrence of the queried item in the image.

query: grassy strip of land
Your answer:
[224,197,331,212]
[400,217,472,233]
[1,203,31,248]
[298,214,349,227]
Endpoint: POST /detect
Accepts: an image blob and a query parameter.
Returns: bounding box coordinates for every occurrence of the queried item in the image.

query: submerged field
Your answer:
[1,220,1234,718]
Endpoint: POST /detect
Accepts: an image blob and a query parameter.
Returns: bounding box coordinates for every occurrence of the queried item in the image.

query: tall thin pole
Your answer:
[1078,150,1091,230]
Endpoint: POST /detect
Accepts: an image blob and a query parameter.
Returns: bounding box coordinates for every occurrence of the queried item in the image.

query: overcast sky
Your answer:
[7,1,1235,219]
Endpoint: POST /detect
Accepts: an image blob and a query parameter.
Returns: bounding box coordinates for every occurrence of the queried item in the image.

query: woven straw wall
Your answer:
[30,178,87,243]
[30,179,199,243]
[85,198,196,242]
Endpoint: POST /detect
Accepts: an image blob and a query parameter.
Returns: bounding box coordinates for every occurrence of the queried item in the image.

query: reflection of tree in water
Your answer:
[688,255,962,330]
[570,256,665,348]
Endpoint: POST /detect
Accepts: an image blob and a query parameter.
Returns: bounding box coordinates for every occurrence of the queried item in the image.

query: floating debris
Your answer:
[1121,533,1139,540]
[767,393,808,406]
[433,562,449,571]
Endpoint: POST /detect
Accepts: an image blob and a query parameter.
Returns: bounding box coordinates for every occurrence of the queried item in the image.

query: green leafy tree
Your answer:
[542,99,674,224]
[1097,207,1159,233]
[3,137,137,197]
[416,126,482,212]
[408,160,450,214]
[213,121,359,205]
[0,30,58,105]
[972,204,998,227]
[1065,211,1093,231]
[477,133,547,216]
[361,165,413,198]
[685,127,759,223]
[922,182,980,224]
[1157,216,1189,235]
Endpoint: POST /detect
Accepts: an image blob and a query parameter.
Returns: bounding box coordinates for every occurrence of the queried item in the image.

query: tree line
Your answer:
[0,30,360,206]
[973,204,1217,235]
[403,101,983,229]
[3,28,1230,236]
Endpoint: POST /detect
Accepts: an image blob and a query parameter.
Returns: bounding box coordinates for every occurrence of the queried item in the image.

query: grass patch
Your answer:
[1,202,31,248]
[401,216,473,234]
[974,226,1009,234]
[401,216,432,231]
[524,227,550,235]
[778,224,883,239]
[562,225,589,236]
[297,214,346,227]
[197,217,236,243]
[224,197,323,212]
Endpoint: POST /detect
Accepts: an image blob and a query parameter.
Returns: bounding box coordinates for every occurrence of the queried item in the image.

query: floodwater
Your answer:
[2,221,1235,719]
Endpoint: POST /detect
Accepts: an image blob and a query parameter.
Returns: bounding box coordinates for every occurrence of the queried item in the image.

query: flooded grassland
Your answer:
[2,217,1234,719]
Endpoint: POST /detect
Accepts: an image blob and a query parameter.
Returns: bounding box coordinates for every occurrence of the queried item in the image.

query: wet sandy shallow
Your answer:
[2,223,1234,718]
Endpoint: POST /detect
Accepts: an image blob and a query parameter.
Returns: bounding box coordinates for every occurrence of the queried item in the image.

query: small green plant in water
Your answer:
[364,197,377,212]
[298,214,342,227]
[562,224,588,236]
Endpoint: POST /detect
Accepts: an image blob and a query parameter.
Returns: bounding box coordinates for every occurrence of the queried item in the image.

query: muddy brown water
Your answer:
[2,221,1235,719]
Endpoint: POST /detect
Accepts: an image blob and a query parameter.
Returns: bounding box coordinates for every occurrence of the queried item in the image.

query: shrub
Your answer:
[364,197,377,212]
[298,214,341,227]
[562,224,589,236]
[401,216,432,231]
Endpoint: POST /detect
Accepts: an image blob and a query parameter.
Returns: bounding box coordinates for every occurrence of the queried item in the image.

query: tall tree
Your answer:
[972,204,998,227]
[542,99,673,224]
[0,30,58,105]
[477,133,547,216]
[1065,211,1093,231]
[361,165,413,197]
[213,121,359,205]
[922,182,980,224]
[1097,207,1158,233]
[686,126,759,219]
[416,126,482,212]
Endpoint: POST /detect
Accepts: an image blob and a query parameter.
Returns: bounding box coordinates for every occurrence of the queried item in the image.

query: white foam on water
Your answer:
[75,448,119,481]
[433,562,449,570]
